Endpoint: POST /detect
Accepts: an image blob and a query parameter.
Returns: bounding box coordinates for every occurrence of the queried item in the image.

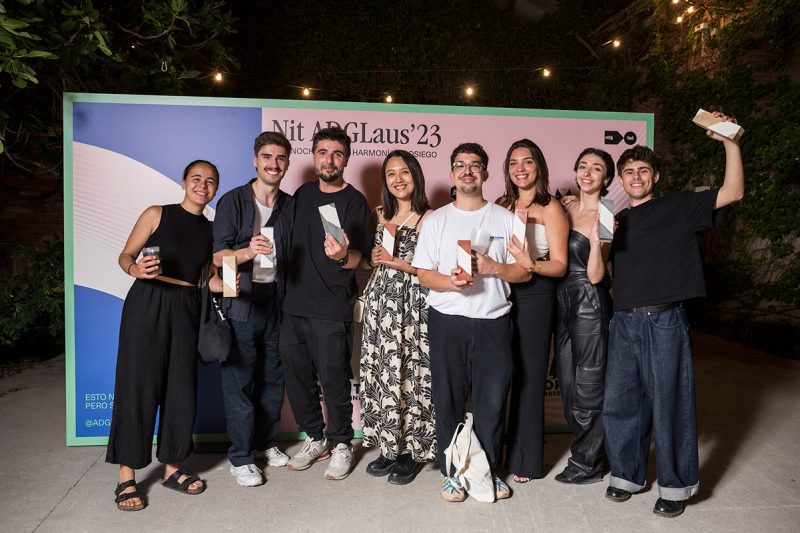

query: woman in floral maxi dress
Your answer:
[360,150,434,485]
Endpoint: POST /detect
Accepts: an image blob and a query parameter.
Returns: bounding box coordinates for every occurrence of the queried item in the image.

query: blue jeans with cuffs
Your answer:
[603,305,699,501]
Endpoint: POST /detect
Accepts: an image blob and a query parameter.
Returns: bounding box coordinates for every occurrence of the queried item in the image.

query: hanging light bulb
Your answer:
[613,39,621,48]
[385,94,393,103]
[676,15,684,23]
[543,68,551,78]
[687,6,695,13]
[302,87,310,97]
[213,72,223,82]
[465,86,475,96]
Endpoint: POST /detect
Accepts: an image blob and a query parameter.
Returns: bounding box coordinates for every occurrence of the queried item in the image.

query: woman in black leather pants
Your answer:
[553,148,614,484]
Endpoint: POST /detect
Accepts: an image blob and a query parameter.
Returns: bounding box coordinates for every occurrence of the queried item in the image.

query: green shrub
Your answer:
[0,237,64,359]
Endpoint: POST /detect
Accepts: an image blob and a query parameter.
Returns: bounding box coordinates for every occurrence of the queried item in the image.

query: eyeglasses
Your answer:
[452,161,485,174]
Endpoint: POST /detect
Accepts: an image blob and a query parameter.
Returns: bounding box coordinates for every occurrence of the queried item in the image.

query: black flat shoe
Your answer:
[554,464,602,485]
[365,455,395,477]
[387,456,424,485]
[605,486,632,502]
[653,497,685,518]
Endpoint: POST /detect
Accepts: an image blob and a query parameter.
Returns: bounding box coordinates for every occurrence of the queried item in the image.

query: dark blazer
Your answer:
[212,179,294,321]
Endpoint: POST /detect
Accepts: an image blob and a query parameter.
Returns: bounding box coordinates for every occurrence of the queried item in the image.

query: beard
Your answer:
[317,166,344,183]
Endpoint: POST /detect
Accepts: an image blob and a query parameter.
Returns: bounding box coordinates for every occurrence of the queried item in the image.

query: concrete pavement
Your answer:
[0,331,798,532]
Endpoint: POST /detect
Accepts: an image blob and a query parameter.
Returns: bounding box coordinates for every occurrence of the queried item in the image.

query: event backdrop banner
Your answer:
[64,92,653,445]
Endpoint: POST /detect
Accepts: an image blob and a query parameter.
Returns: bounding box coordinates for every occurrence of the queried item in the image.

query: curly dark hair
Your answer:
[616,145,661,176]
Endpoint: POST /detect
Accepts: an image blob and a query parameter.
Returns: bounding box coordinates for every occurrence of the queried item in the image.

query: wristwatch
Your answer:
[334,253,349,267]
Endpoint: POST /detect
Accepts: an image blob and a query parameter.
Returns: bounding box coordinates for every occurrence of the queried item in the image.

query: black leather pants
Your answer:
[555,276,611,475]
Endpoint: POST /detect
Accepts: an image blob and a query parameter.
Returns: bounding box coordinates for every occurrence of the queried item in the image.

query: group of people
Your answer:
[106,112,744,519]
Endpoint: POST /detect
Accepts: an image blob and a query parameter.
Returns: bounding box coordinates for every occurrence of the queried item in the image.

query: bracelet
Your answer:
[524,260,542,275]
[127,263,136,276]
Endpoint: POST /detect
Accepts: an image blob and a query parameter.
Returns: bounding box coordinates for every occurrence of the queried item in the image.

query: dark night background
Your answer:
[0,0,798,359]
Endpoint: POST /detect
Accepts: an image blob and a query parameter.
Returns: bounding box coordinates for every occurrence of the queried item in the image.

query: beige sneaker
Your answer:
[441,475,467,502]
[287,437,330,471]
[324,443,354,480]
[258,446,289,467]
[494,476,512,500]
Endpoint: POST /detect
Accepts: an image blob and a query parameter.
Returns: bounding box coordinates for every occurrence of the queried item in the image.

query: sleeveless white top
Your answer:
[526,223,549,260]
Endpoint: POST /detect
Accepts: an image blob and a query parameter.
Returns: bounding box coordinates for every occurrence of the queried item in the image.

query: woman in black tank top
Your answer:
[553,148,614,484]
[106,160,219,511]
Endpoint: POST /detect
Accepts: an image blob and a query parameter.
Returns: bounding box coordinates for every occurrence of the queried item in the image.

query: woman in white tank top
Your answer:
[496,138,568,483]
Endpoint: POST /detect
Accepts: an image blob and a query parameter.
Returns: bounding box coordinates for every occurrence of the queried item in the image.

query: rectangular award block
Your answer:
[456,239,473,283]
[512,209,527,249]
[259,227,275,268]
[380,223,397,261]
[692,108,745,144]
[318,203,344,244]
[222,255,238,297]
[599,199,614,242]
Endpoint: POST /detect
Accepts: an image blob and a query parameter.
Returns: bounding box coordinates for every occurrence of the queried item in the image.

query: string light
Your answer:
[676,15,684,23]
[687,6,695,13]
[613,39,621,48]
[213,72,223,82]
[385,94,393,103]
[543,68,551,78]
[672,0,680,4]
[465,86,475,96]
[302,87,310,97]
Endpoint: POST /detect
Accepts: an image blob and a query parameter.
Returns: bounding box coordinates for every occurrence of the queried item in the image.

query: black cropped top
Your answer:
[144,204,212,284]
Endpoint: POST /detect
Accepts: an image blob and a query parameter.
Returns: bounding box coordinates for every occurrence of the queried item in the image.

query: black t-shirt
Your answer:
[283,181,372,320]
[611,189,720,311]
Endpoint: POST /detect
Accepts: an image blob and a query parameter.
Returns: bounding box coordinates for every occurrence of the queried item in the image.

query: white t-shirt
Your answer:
[412,201,516,319]
[252,200,276,284]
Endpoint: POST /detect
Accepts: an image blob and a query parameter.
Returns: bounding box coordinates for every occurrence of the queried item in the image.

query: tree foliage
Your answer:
[0,0,238,175]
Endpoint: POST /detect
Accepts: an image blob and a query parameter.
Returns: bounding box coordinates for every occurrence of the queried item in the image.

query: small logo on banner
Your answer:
[604,131,637,145]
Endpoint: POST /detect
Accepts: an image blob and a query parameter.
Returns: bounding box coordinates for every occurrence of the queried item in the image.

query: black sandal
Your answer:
[161,469,206,495]
[115,479,146,511]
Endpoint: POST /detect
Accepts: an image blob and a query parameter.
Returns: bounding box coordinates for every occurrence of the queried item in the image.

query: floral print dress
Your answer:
[359,218,435,461]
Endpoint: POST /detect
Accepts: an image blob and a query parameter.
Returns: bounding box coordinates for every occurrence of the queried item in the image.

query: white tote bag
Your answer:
[444,412,495,503]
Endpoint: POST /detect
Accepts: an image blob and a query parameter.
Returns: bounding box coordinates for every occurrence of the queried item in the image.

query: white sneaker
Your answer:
[229,463,264,487]
[258,446,289,467]
[287,437,330,471]
[324,443,354,480]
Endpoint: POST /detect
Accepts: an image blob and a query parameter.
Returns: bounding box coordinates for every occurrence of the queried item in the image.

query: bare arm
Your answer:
[506,202,568,277]
[707,112,744,208]
[212,235,273,268]
[417,267,470,292]
[118,206,161,279]
[474,252,532,283]
[586,217,611,284]
[324,231,361,270]
[373,210,432,275]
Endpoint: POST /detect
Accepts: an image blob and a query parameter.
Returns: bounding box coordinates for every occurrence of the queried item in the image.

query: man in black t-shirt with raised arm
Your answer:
[280,126,372,481]
[603,112,744,518]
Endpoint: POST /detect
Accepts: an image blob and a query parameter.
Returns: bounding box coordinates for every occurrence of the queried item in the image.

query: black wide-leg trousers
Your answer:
[506,279,555,479]
[106,280,200,470]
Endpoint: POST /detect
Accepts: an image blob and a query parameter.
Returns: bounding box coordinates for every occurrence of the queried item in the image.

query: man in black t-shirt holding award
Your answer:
[281,126,372,480]
[603,112,744,518]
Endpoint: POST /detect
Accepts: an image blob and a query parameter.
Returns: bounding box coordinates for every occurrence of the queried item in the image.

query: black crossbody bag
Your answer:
[198,276,231,363]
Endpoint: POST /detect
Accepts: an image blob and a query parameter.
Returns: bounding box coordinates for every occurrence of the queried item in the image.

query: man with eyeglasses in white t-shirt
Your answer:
[412,142,531,502]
